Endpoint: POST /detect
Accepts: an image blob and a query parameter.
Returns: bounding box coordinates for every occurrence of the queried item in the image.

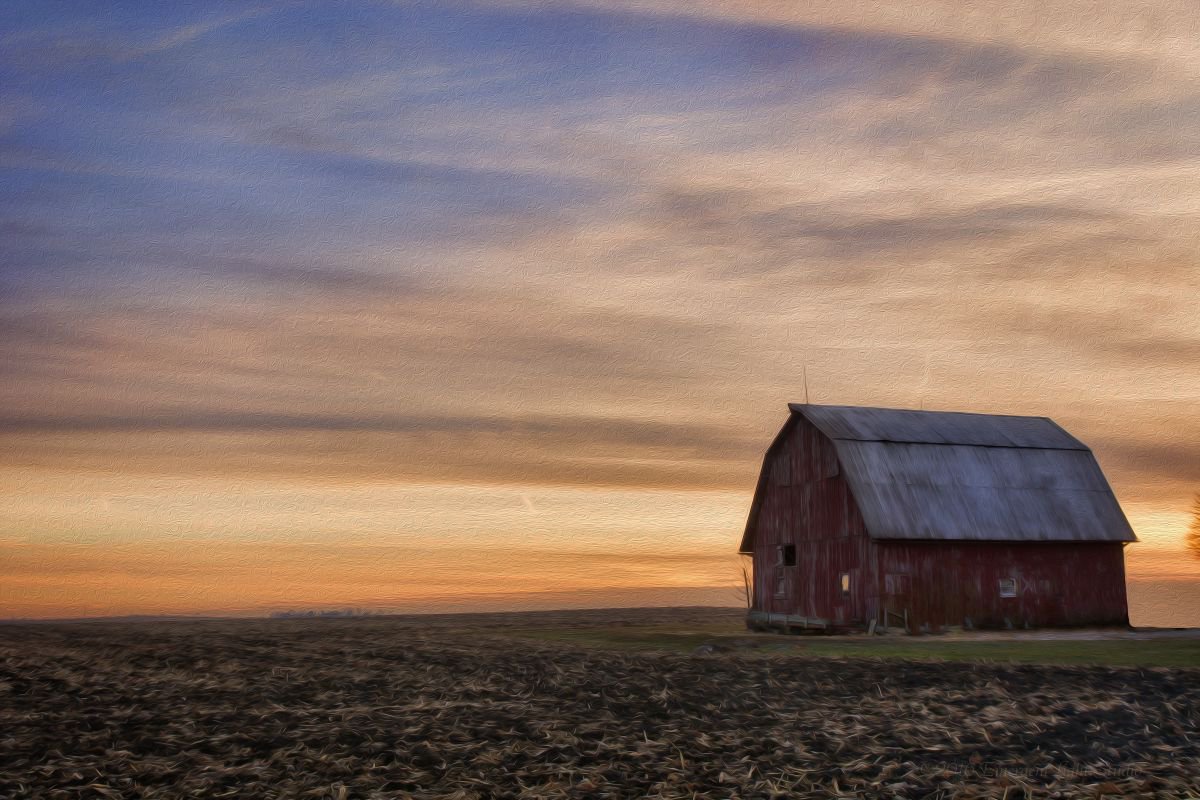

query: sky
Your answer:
[1,0,1198,620]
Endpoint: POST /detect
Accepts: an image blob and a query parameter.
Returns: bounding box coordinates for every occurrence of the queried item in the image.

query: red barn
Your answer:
[740,404,1136,633]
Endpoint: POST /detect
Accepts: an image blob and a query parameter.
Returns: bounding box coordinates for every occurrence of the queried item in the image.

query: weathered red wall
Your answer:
[752,415,872,625]
[749,414,1131,630]
[873,540,1129,630]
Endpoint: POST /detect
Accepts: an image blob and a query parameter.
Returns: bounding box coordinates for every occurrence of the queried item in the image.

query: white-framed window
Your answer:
[999,578,1018,598]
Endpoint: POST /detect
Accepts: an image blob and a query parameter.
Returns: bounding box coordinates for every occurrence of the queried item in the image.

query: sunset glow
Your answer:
[2,1,1198,621]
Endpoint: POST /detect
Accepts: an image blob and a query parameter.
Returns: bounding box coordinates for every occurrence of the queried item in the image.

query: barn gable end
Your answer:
[742,413,871,624]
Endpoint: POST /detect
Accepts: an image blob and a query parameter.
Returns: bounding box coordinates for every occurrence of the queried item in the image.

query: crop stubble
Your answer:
[1,610,1198,798]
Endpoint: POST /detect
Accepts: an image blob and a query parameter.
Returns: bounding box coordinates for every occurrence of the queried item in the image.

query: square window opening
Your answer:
[999,578,1018,598]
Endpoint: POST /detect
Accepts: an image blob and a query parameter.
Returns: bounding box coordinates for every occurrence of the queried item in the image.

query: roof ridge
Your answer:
[825,437,1090,451]
[790,403,1089,451]
[789,402,1056,421]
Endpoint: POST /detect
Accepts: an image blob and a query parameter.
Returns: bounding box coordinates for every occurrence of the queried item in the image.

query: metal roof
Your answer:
[831,439,1135,542]
[741,405,1136,549]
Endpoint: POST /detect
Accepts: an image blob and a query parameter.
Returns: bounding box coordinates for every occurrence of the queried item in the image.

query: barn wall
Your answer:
[873,541,1130,630]
[751,415,874,624]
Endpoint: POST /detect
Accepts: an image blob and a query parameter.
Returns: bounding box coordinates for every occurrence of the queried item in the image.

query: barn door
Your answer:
[884,573,911,631]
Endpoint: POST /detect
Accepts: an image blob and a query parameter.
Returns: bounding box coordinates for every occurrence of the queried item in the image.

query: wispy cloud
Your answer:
[0,5,282,65]
[1,0,1197,615]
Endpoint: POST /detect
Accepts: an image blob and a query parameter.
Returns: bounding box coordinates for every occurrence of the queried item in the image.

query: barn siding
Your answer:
[746,408,1133,631]
[873,540,1129,630]
[752,415,875,624]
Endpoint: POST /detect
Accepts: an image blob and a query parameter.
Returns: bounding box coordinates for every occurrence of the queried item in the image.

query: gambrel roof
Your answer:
[740,404,1136,552]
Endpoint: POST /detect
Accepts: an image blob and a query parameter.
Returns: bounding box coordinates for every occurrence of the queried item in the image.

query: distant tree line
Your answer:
[269,609,373,619]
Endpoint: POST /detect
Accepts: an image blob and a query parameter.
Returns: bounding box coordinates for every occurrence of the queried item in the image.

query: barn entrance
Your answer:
[883,573,911,632]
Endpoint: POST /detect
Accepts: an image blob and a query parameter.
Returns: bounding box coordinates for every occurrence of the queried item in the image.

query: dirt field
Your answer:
[2,607,1199,798]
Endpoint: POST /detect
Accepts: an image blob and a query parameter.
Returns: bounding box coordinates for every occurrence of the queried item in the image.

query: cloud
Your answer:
[0,5,281,65]
[0,269,767,490]
[477,0,1200,77]
[3,0,1200,620]
[123,8,277,59]
[645,190,1125,276]
[1,0,1198,515]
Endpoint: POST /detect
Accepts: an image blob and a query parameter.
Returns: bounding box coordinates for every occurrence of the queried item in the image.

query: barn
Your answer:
[740,404,1136,633]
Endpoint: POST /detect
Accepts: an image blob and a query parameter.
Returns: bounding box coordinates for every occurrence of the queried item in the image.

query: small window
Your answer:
[840,572,851,595]
[999,578,1018,598]
[774,572,786,598]
[782,544,796,567]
